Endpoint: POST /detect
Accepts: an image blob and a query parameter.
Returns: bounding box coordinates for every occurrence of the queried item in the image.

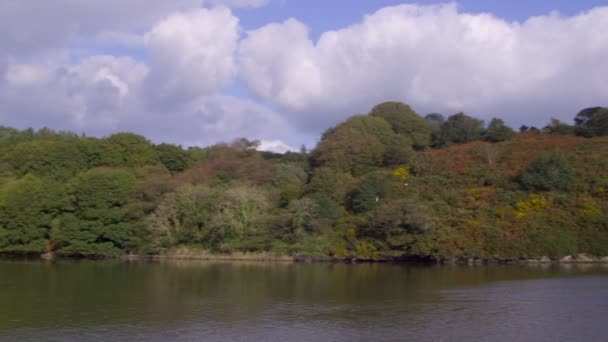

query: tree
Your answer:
[362,198,435,251]
[519,152,576,192]
[349,172,392,213]
[311,127,384,176]
[0,176,63,253]
[127,166,177,251]
[484,118,516,142]
[52,168,136,256]
[100,133,160,167]
[6,140,87,180]
[306,167,355,204]
[574,107,608,137]
[272,163,308,206]
[155,143,191,174]
[433,112,484,147]
[424,113,446,126]
[147,185,218,251]
[370,102,432,148]
[211,185,271,247]
[542,118,575,135]
[340,115,415,166]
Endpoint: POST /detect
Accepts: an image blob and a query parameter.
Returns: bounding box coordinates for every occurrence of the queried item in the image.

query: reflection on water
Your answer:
[0,260,607,341]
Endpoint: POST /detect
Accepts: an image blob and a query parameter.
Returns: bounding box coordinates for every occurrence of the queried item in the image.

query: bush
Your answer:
[519,152,576,192]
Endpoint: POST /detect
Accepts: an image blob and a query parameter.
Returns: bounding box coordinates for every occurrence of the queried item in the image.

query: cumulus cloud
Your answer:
[0,3,294,148]
[2,2,607,149]
[238,4,608,130]
[0,1,201,57]
[1,55,147,133]
[143,7,240,107]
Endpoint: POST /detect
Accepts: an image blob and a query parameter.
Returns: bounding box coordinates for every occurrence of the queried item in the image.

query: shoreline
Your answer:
[3,251,608,264]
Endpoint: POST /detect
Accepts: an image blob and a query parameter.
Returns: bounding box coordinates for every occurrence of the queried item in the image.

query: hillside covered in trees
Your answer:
[1,103,607,261]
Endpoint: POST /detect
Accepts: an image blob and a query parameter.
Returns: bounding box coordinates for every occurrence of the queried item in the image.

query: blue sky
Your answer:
[234,0,608,35]
[0,1,607,152]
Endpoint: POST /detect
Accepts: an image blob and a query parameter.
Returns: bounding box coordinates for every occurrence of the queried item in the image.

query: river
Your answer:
[1,259,607,341]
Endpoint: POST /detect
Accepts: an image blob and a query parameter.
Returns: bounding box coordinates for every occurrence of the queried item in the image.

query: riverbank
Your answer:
[4,249,608,264]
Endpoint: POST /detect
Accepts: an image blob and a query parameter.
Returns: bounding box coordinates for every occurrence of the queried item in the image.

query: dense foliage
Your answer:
[1,103,607,260]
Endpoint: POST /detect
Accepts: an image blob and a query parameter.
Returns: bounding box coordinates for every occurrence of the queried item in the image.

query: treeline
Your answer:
[0,103,607,260]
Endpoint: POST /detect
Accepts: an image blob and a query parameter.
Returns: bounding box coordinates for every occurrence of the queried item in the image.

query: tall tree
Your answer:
[52,168,136,256]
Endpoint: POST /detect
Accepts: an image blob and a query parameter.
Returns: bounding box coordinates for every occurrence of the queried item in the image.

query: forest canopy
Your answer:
[1,103,607,260]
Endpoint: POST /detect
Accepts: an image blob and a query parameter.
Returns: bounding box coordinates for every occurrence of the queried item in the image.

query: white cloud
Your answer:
[0,1,201,57]
[1,2,607,149]
[258,140,297,153]
[0,3,294,148]
[1,55,147,132]
[141,95,293,147]
[210,0,271,9]
[238,4,608,130]
[144,7,240,106]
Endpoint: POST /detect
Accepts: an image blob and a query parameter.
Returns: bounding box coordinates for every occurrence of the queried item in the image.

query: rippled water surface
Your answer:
[1,260,607,341]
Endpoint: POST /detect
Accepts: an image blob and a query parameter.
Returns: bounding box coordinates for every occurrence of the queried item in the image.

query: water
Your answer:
[1,260,607,341]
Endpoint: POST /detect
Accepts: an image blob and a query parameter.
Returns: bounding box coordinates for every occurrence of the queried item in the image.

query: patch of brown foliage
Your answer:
[177,145,275,185]
[421,133,608,179]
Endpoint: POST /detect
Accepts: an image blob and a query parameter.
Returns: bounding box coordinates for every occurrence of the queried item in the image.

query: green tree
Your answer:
[306,167,356,204]
[52,168,136,256]
[349,172,392,213]
[100,133,160,167]
[272,163,308,206]
[341,115,416,166]
[155,143,191,174]
[210,185,272,251]
[574,107,608,137]
[6,140,87,180]
[434,112,485,147]
[127,166,177,251]
[424,113,446,126]
[370,102,432,148]
[542,118,575,135]
[147,185,218,251]
[311,127,385,176]
[484,118,516,142]
[519,152,576,192]
[0,176,63,253]
[362,198,435,251]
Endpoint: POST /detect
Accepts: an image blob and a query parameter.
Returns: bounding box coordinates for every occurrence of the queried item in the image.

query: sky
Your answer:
[0,1,607,152]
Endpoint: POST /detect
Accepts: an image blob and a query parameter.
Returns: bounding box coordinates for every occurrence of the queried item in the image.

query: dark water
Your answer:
[1,260,607,342]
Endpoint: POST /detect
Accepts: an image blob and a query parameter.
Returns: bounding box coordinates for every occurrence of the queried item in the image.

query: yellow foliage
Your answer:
[345,228,356,239]
[595,187,607,199]
[393,166,411,182]
[576,197,601,218]
[466,218,482,228]
[333,247,348,257]
[514,194,549,219]
[495,207,507,219]
[355,242,380,259]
